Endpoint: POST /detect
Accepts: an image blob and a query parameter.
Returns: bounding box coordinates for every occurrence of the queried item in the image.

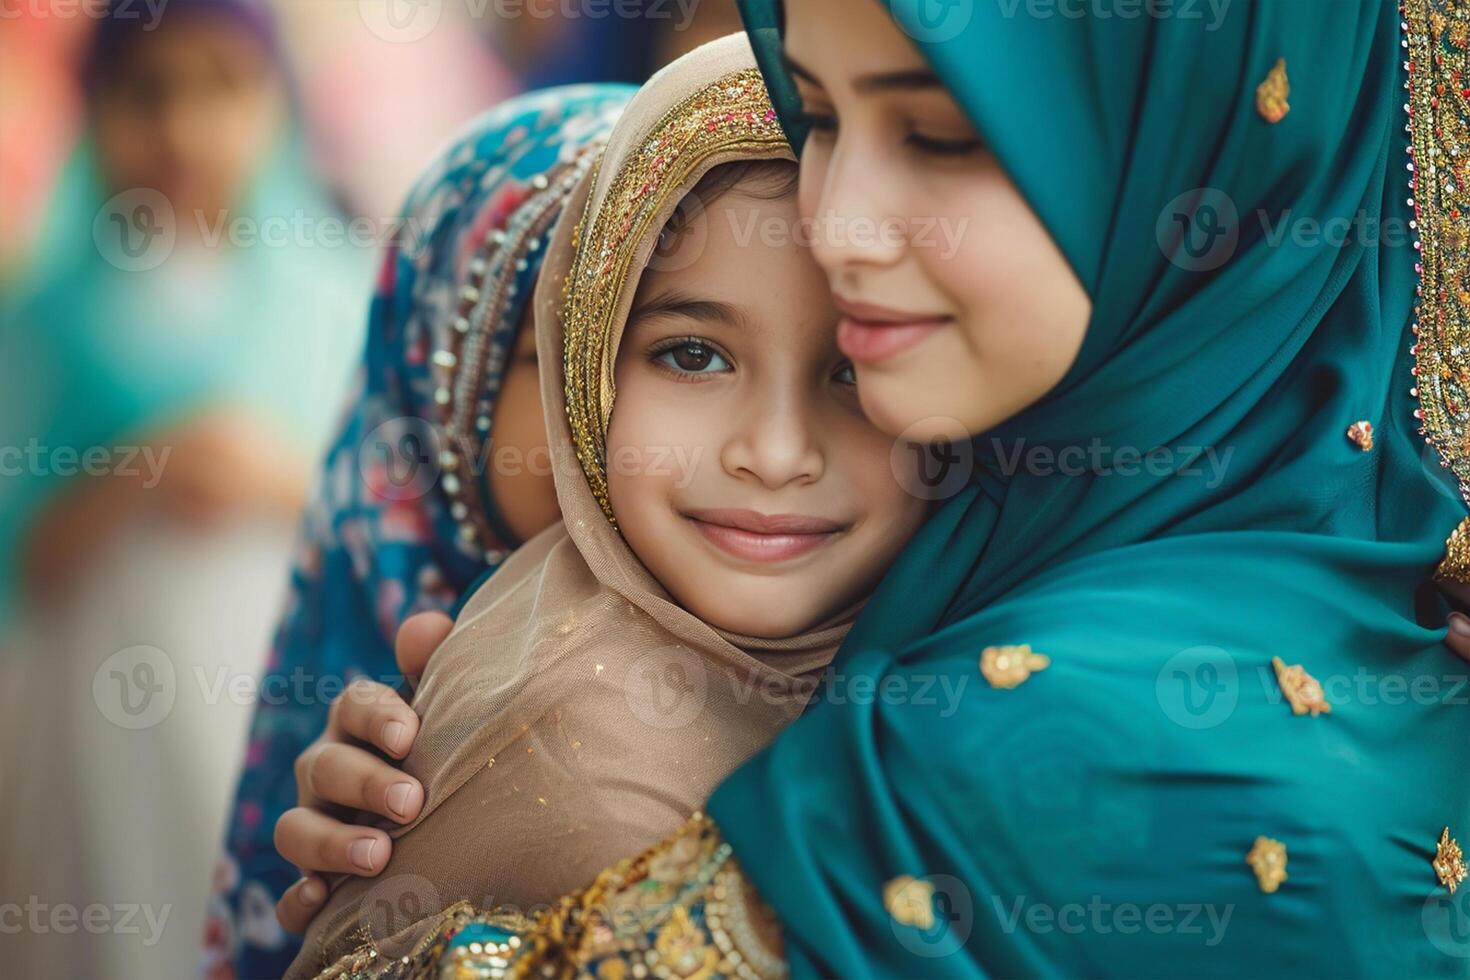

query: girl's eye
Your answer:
[652,340,731,376]
[905,130,985,158]
[833,362,857,385]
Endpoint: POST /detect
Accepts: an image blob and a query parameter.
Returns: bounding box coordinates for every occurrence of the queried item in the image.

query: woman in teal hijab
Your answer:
[706,0,1470,974]
[288,1,1470,976]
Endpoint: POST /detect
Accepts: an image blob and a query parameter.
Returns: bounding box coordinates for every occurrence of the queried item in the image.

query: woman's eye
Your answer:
[653,341,730,375]
[796,106,838,134]
[905,130,985,158]
[833,362,857,385]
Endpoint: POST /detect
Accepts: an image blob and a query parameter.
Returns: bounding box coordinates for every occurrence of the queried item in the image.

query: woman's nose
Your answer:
[807,138,906,276]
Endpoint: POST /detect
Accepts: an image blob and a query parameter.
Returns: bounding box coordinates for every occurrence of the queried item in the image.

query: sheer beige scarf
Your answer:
[290,34,848,978]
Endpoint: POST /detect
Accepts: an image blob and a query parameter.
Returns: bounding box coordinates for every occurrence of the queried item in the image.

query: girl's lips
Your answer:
[683,509,845,564]
[832,297,951,364]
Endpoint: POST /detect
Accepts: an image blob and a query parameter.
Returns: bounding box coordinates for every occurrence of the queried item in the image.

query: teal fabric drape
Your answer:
[716,0,1470,975]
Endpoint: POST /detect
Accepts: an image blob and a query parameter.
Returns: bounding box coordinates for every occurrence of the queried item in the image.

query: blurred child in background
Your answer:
[0,2,368,976]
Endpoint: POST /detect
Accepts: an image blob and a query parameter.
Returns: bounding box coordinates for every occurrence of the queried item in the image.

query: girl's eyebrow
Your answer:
[783,53,941,94]
[629,290,746,331]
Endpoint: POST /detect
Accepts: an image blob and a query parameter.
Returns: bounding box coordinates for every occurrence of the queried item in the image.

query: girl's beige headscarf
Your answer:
[290,34,849,978]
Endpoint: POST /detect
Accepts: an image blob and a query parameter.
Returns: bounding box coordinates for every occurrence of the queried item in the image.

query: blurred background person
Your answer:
[0,2,369,977]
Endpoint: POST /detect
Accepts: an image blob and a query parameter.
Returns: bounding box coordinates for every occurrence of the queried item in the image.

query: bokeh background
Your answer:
[0,1,741,976]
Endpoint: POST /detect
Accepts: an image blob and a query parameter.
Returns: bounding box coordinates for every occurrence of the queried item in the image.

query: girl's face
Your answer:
[783,0,1092,441]
[92,15,283,228]
[607,180,930,639]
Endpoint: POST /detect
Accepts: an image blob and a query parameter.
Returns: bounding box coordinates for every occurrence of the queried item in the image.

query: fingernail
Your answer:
[299,877,325,907]
[1450,613,1470,637]
[349,838,379,872]
[386,782,415,819]
[383,721,407,755]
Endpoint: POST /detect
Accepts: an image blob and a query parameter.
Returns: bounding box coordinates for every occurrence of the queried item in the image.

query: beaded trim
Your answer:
[561,68,788,521]
[1404,0,1470,505]
[431,148,603,561]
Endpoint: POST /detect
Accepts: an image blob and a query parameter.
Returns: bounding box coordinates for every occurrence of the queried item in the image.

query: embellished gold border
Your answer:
[1404,0,1470,505]
[561,69,788,522]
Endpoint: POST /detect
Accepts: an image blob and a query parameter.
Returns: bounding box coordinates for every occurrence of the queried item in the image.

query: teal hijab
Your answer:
[715,0,1470,975]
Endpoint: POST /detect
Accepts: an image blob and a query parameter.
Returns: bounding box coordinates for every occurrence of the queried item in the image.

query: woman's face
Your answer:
[783,0,1092,441]
[92,15,283,228]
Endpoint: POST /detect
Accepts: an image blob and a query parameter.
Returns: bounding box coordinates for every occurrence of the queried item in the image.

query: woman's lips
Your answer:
[833,296,950,364]
[682,509,845,564]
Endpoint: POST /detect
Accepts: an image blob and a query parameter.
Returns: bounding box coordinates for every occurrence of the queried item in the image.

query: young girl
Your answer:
[285,35,929,977]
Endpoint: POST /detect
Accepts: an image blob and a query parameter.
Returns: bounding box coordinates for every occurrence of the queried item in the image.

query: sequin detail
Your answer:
[883,876,937,930]
[1435,516,1470,582]
[1437,826,1467,893]
[562,69,789,521]
[1346,419,1375,451]
[1404,0,1470,505]
[1246,836,1288,893]
[1270,656,1332,716]
[1256,57,1291,123]
[979,644,1051,689]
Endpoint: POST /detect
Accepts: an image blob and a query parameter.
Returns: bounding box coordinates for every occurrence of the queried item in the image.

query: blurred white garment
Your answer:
[0,514,299,979]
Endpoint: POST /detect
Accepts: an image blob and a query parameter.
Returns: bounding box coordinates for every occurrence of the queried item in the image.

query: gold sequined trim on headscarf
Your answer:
[561,68,788,522]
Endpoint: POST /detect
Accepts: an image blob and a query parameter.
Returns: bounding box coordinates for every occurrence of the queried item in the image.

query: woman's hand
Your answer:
[273,611,452,933]
[1441,579,1470,661]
